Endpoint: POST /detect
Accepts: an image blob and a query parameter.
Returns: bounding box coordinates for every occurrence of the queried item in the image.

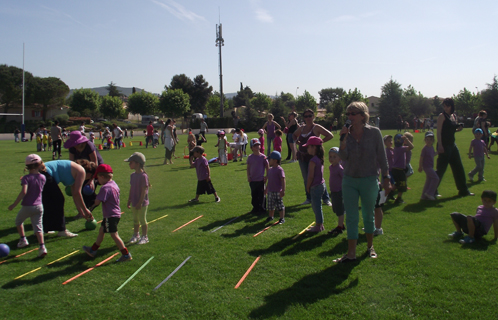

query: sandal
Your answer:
[333,254,356,263]
[367,246,377,258]
[306,225,324,233]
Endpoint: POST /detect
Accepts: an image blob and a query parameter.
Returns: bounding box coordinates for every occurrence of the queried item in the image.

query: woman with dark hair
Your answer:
[163,119,176,165]
[334,102,390,262]
[281,112,299,162]
[436,98,473,197]
[293,109,333,205]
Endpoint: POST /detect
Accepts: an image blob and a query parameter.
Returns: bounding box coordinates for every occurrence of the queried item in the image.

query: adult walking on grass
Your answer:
[334,102,390,263]
[262,113,281,156]
[112,123,123,149]
[50,121,62,160]
[40,160,94,237]
[293,109,333,206]
[163,119,176,165]
[280,112,299,162]
[436,98,474,197]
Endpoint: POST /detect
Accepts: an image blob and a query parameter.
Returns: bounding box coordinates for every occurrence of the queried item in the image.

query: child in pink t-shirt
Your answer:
[83,164,132,262]
[274,129,283,152]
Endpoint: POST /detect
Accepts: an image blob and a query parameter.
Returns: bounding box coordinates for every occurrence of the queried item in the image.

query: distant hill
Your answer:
[68,86,239,99]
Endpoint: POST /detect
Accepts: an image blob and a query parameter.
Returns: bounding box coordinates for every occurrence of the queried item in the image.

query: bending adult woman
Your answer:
[281,112,299,162]
[436,98,473,197]
[163,119,176,165]
[335,102,390,263]
[293,109,333,205]
[262,114,281,156]
[41,160,94,237]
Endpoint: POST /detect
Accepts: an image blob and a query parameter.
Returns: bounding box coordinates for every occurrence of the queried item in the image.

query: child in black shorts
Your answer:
[189,146,220,203]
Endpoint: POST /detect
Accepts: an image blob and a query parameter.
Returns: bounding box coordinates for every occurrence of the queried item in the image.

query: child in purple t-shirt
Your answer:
[247,138,269,215]
[449,190,498,244]
[189,146,220,203]
[8,154,47,257]
[468,128,490,182]
[327,147,346,235]
[418,131,439,200]
[125,152,150,245]
[403,132,414,177]
[83,164,132,262]
[392,134,414,204]
[265,151,286,224]
[304,136,326,233]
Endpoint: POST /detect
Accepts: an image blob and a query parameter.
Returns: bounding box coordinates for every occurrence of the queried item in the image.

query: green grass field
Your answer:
[0,129,497,319]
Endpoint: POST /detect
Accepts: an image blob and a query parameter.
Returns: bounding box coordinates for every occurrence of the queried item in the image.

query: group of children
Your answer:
[9,151,151,262]
[36,132,52,152]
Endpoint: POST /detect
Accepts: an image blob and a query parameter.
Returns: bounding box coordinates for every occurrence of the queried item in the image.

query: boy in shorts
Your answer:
[392,133,414,204]
[265,151,286,224]
[83,164,132,262]
[449,190,498,244]
[189,146,220,203]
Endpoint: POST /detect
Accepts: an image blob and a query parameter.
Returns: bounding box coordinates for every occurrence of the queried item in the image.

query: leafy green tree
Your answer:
[432,96,442,113]
[168,74,194,95]
[453,88,480,117]
[107,81,121,97]
[127,91,159,115]
[205,93,229,117]
[481,76,498,123]
[233,83,254,108]
[100,96,125,119]
[319,87,345,110]
[251,93,273,114]
[191,75,213,114]
[270,94,289,122]
[295,90,317,113]
[280,92,296,109]
[379,78,405,128]
[407,94,432,117]
[0,64,34,117]
[69,88,101,118]
[159,89,190,118]
[331,88,368,125]
[32,77,70,121]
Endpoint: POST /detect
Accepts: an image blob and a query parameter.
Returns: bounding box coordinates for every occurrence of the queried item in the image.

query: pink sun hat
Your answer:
[302,136,323,147]
[25,154,42,165]
[64,131,89,149]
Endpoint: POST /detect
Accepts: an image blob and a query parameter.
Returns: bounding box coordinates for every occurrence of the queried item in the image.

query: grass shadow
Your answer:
[249,261,361,319]
[221,220,271,238]
[280,233,330,256]
[150,203,191,211]
[401,195,460,213]
[0,226,22,239]
[198,213,252,232]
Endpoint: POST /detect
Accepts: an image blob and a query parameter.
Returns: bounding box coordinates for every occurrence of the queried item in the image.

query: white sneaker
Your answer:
[38,246,47,257]
[17,238,29,248]
[58,230,78,238]
[129,235,140,244]
[138,236,149,245]
[373,228,384,236]
[423,193,436,201]
[323,201,332,207]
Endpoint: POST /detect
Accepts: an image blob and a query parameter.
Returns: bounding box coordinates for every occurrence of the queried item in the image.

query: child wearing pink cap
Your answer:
[8,154,48,257]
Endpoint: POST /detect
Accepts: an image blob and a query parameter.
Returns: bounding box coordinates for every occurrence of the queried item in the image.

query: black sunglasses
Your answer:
[303,114,313,118]
[345,112,362,116]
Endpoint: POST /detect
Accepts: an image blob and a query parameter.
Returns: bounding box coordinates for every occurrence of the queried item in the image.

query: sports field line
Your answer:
[172,215,203,232]
[253,221,280,237]
[235,256,261,289]
[153,256,191,291]
[0,247,38,265]
[116,256,154,292]
[14,250,79,280]
[62,252,119,285]
[210,216,240,233]
[292,221,316,240]
[131,214,168,229]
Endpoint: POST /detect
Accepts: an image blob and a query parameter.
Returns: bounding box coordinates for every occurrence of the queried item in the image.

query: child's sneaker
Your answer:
[215,197,221,203]
[328,226,345,235]
[448,231,464,238]
[138,236,149,245]
[129,235,140,244]
[307,225,324,233]
[278,218,285,224]
[117,253,132,262]
[459,236,475,244]
[373,228,384,236]
[265,216,274,223]
[38,246,47,258]
[17,238,29,248]
[82,245,96,258]
[188,198,199,203]
[58,230,78,238]
[323,200,332,206]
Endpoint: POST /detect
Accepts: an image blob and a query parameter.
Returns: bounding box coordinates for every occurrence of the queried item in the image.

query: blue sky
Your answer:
[1,0,497,100]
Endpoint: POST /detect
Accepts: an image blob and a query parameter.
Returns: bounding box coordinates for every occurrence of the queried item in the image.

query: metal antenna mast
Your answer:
[216,17,224,118]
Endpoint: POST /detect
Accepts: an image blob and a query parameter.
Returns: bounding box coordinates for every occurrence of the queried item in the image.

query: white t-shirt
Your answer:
[240,133,248,145]
[113,127,123,139]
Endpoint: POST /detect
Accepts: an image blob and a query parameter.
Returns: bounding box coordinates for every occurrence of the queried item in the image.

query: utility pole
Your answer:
[216,22,224,117]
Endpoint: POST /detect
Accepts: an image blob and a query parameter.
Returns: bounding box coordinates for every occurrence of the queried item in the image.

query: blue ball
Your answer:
[83,185,93,196]
[0,243,10,258]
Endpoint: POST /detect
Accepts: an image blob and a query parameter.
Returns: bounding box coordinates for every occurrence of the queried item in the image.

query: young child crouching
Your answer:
[449,190,498,244]
[189,146,220,203]
[265,151,286,224]
[83,164,132,262]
